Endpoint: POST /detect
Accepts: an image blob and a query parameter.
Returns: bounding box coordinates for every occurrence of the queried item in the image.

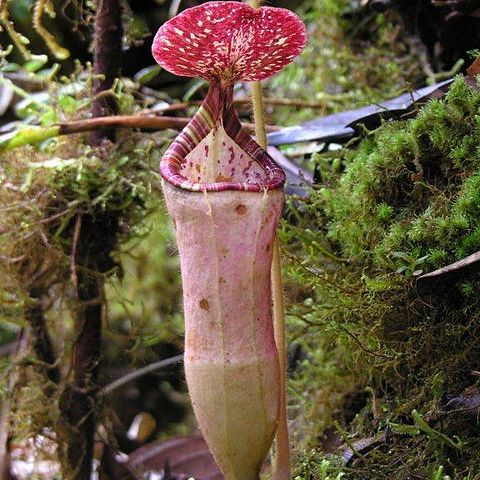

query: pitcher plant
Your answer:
[152,3,306,479]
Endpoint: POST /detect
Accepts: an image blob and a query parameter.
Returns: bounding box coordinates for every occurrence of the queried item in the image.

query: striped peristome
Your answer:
[160,82,286,192]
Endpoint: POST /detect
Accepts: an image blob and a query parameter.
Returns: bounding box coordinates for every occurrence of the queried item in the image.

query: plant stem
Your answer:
[27,290,60,384]
[58,1,122,478]
[90,0,122,145]
[251,82,268,148]
[271,238,290,480]
[0,117,278,153]
[249,2,291,479]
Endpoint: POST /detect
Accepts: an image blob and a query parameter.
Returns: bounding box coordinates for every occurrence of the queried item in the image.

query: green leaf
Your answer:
[431,466,444,480]
[134,64,162,85]
[392,251,411,261]
[23,54,48,73]
[58,95,79,114]
[0,125,60,152]
[412,410,465,450]
[389,422,420,436]
[416,255,430,265]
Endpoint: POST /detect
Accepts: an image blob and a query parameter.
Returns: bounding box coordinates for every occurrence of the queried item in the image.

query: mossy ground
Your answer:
[281,76,480,480]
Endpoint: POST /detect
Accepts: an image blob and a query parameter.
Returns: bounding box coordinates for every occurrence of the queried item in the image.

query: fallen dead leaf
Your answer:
[128,434,222,480]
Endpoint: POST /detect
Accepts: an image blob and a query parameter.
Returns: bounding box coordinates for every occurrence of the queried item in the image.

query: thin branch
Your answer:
[70,214,82,292]
[59,115,191,134]
[26,291,60,383]
[153,97,330,112]
[59,115,279,134]
[0,116,279,152]
[417,251,480,294]
[100,354,183,396]
[283,250,356,295]
[338,324,397,360]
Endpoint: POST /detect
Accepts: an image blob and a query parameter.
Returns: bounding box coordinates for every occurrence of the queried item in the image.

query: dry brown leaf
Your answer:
[128,434,222,480]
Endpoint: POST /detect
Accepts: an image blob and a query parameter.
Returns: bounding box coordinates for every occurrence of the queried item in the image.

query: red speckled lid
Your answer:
[152,1,307,84]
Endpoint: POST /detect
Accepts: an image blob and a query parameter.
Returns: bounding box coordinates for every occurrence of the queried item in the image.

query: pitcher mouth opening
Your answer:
[160,83,286,193]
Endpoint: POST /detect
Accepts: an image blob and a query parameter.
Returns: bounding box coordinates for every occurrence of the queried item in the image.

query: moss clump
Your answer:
[324,77,480,270]
[0,132,163,294]
[105,206,182,353]
[283,76,480,479]
[0,127,171,456]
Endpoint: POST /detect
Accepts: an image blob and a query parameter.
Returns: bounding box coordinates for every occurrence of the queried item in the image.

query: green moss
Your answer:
[283,76,480,479]
[104,205,183,358]
[0,113,175,452]
[320,77,480,271]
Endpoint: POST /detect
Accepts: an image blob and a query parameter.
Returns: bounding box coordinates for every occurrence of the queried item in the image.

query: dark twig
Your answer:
[58,1,123,479]
[89,0,122,146]
[100,355,183,396]
[431,0,480,6]
[70,214,82,292]
[26,290,60,384]
[338,324,397,360]
[59,115,279,134]
[417,251,480,294]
